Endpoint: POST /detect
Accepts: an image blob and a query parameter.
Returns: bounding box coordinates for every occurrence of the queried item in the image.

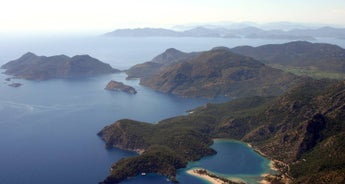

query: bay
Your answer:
[0,35,343,184]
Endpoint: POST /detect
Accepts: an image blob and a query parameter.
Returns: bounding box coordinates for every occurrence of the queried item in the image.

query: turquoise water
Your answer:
[0,36,343,184]
[182,139,273,184]
[123,140,273,184]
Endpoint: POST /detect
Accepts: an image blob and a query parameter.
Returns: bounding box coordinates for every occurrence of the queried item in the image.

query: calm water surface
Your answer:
[0,36,343,184]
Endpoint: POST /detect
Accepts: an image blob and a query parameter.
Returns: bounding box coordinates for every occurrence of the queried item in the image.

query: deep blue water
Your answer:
[0,36,343,184]
[0,71,228,184]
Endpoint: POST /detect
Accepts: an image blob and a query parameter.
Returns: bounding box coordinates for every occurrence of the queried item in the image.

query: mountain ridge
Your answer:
[104,26,345,40]
[231,41,345,74]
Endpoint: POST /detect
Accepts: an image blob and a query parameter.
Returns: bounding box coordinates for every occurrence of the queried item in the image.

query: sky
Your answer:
[0,0,345,33]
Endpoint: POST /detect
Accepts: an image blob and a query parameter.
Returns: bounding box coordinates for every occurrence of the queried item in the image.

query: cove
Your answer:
[122,139,275,184]
[182,139,274,184]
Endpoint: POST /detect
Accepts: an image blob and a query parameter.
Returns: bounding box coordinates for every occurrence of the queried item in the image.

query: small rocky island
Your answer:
[8,83,23,88]
[1,52,120,80]
[105,80,137,94]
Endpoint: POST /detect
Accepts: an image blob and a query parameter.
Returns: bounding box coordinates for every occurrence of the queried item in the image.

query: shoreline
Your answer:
[186,168,245,184]
[248,143,291,184]
[209,139,284,184]
[258,161,277,184]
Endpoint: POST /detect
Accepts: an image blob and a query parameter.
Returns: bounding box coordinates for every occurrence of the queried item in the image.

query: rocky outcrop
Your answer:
[105,80,137,94]
[1,52,120,80]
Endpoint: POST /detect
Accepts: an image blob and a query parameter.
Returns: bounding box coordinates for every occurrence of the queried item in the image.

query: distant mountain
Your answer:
[139,48,303,98]
[126,48,199,79]
[1,52,120,80]
[98,78,345,184]
[173,21,327,31]
[231,41,345,73]
[289,26,345,39]
[104,28,179,37]
[104,26,345,40]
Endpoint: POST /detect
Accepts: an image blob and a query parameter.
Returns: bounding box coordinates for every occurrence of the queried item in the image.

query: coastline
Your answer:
[258,161,278,184]
[186,168,245,184]
[184,139,289,184]
[248,143,291,184]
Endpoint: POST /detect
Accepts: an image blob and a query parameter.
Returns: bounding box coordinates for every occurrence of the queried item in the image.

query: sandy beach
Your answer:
[186,168,246,184]
[259,173,271,184]
[187,168,224,184]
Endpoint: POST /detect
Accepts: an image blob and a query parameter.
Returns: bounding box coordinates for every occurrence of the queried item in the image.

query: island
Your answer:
[105,80,137,94]
[8,83,22,87]
[1,52,120,80]
[98,78,345,183]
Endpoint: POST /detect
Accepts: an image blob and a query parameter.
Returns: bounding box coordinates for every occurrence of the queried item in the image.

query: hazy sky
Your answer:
[1,0,344,33]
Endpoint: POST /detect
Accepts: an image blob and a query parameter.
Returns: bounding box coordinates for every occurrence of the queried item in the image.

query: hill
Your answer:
[1,52,120,80]
[98,79,345,183]
[125,48,198,79]
[139,48,303,98]
[231,41,345,77]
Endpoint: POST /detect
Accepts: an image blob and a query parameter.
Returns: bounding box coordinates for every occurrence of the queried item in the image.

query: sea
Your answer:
[0,35,343,184]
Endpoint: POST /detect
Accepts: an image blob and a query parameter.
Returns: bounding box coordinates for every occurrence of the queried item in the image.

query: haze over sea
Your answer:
[0,36,343,184]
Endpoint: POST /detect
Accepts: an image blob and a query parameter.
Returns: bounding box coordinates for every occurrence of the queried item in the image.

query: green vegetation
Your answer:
[125,48,198,79]
[140,49,302,98]
[231,41,345,74]
[99,79,345,183]
[290,133,345,183]
[1,52,119,80]
[101,146,186,183]
[269,64,345,79]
